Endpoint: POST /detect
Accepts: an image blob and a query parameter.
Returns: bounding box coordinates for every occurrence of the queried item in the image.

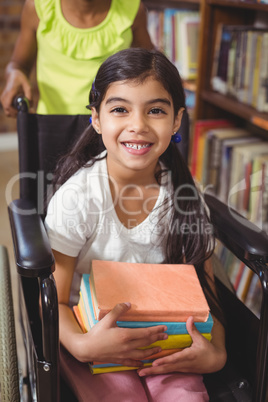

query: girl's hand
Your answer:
[138,316,227,377]
[76,302,168,367]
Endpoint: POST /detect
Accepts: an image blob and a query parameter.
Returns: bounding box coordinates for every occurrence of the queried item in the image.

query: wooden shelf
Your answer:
[208,0,268,11]
[144,0,200,9]
[201,90,268,130]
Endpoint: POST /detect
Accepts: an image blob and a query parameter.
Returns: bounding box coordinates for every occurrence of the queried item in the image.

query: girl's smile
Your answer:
[122,141,152,155]
[91,77,184,183]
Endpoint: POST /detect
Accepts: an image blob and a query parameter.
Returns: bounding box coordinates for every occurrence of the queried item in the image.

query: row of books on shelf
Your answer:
[211,24,268,112]
[191,119,268,233]
[73,260,213,374]
[215,242,262,318]
[147,8,200,80]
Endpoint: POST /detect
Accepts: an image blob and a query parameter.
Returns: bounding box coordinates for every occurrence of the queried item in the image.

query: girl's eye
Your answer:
[149,108,167,115]
[111,107,127,114]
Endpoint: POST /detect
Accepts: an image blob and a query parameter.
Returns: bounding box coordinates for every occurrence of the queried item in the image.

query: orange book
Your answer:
[90,260,210,322]
[191,119,234,180]
[73,305,87,334]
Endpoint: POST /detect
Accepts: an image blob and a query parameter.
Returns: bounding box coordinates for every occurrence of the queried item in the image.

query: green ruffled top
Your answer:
[35,0,140,114]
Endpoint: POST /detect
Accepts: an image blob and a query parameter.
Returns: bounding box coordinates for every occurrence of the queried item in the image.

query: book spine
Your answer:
[90,362,152,375]
[116,314,213,335]
[98,310,209,323]
[142,333,211,350]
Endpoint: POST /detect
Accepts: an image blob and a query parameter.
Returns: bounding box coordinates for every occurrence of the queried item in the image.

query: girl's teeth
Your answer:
[124,143,150,150]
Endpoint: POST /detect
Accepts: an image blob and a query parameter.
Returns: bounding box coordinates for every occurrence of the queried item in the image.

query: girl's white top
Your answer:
[45,151,172,306]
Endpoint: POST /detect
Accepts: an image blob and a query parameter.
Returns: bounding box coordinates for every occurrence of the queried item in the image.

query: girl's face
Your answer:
[91,77,184,181]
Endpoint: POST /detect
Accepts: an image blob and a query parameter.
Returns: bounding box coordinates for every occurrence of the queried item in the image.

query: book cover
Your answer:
[234,30,246,96]
[210,23,224,85]
[244,273,262,318]
[179,14,200,80]
[251,33,263,108]
[211,25,242,94]
[89,350,183,374]
[211,25,232,93]
[191,119,234,181]
[243,30,257,104]
[233,262,246,291]
[147,10,160,49]
[116,314,213,334]
[226,29,239,96]
[202,127,250,192]
[79,273,214,335]
[228,142,268,211]
[90,261,210,322]
[236,266,254,302]
[256,32,268,112]
[218,137,261,203]
[163,9,177,61]
[249,154,268,227]
[73,302,211,352]
[90,362,153,375]
[236,30,248,101]
[260,156,268,231]
[174,10,199,76]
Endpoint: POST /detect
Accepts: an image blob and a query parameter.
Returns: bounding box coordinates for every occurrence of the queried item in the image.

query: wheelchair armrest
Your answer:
[205,194,268,401]
[8,199,55,277]
[204,193,268,262]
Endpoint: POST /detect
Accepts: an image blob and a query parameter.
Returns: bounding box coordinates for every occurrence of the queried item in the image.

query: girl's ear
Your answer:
[173,107,185,133]
[91,107,101,134]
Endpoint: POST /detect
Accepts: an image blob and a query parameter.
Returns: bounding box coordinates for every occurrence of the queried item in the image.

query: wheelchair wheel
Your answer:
[0,245,20,402]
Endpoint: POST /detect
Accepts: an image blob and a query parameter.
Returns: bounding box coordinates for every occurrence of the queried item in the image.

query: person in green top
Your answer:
[0,0,154,116]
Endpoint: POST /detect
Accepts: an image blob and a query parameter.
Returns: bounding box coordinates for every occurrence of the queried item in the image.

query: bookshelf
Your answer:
[143,0,268,316]
[144,0,201,123]
[144,0,268,129]
[194,0,268,132]
[192,0,268,318]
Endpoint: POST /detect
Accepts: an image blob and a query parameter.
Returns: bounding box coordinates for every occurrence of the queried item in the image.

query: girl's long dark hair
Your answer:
[52,48,224,324]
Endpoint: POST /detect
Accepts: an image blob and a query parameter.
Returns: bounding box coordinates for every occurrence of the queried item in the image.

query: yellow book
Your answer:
[74,304,211,350]
[90,363,152,375]
[89,334,211,374]
[143,333,211,350]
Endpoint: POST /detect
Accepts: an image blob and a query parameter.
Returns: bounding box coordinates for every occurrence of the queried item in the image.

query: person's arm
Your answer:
[52,249,168,365]
[0,0,38,117]
[138,258,227,376]
[131,2,154,50]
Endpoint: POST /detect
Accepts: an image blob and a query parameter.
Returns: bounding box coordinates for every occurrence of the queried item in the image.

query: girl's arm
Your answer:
[0,0,38,117]
[138,258,227,377]
[131,2,154,50]
[53,249,168,366]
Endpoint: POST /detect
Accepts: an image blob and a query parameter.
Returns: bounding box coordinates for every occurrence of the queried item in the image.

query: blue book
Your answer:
[116,313,213,334]
[79,274,213,335]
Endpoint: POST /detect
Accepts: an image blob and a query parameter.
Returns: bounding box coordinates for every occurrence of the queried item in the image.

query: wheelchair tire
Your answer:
[0,246,20,402]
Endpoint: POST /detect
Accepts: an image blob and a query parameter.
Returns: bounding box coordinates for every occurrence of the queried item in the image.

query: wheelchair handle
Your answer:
[12,95,29,112]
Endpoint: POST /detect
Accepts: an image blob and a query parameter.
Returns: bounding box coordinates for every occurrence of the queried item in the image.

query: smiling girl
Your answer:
[45,48,226,401]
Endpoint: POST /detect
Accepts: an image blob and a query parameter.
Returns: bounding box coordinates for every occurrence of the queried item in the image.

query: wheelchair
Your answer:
[0,96,267,401]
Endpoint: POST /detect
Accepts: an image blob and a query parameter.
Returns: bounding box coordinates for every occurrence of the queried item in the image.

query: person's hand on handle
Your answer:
[0,69,32,117]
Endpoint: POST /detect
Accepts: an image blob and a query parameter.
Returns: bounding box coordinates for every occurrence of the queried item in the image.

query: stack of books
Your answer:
[147,9,200,80]
[210,24,268,112]
[73,260,214,374]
